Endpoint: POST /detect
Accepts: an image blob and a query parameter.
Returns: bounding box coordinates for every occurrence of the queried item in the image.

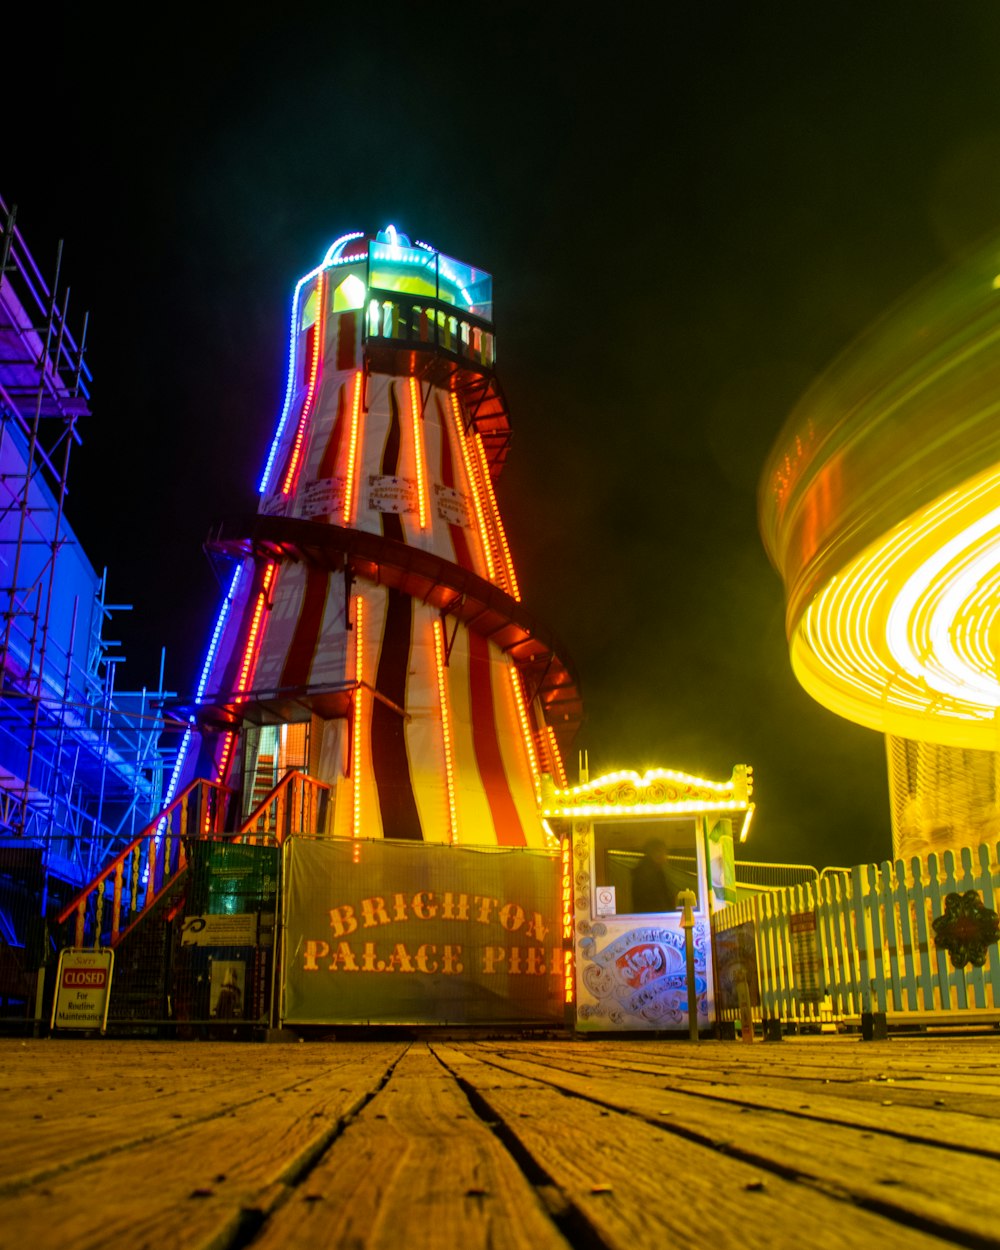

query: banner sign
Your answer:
[282,839,563,1025]
[789,910,824,1003]
[51,948,114,1032]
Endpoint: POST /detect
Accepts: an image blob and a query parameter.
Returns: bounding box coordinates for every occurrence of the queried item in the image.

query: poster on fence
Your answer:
[789,910,823,1004]
[714,919,760,1013]
[281,838,564,1025]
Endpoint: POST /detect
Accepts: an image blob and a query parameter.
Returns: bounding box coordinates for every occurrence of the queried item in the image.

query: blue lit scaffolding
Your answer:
[0,197,174,956]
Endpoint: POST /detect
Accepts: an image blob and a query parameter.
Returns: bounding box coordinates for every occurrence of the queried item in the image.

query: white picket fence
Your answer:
[713,841,1000,1026]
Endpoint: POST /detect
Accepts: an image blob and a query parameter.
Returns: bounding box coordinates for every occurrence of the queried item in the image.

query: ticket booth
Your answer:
[540,765,753,1033]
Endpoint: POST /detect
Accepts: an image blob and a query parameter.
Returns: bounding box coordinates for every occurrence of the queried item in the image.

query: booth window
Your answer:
[593,820,699,914]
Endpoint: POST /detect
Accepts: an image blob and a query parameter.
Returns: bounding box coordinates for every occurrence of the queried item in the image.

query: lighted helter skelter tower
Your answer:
[174,227,580,845]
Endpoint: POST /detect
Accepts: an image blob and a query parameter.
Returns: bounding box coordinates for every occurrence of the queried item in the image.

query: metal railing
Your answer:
[56,779,234,949]
[239,769,330,843]
[365,288,495,370]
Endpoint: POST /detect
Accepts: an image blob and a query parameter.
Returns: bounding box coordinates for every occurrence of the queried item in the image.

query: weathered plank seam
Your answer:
[0,1051,409,1201]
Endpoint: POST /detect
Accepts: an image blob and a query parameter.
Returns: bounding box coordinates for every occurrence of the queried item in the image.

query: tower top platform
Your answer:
[280,225,511,479]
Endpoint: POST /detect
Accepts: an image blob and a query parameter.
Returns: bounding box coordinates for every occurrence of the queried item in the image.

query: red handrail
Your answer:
[239,770,330,843]
[57,778,235,946]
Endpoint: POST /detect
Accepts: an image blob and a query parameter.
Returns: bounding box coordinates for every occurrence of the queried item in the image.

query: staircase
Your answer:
[56,771,331,950]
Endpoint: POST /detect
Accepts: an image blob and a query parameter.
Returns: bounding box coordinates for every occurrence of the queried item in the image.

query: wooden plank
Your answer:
[432,1043,954,1250]
[492,1035,1000,1090]
[0,1043,407,1249]
[0,1040,400,1185]
[437,1041,1000,1247]
[250,1042,570,1250]
[472,1042,1000,1155]
[487,1038,1000,1119]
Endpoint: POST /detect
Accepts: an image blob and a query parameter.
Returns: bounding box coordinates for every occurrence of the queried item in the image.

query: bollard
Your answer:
[677,888,698,1042]
[736,973,755,1043]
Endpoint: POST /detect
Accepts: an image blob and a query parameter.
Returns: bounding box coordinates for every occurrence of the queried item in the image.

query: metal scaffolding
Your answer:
[0,196,173,939]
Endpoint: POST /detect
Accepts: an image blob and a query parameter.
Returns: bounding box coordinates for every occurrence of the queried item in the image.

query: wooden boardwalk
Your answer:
[2,1033,999,1249]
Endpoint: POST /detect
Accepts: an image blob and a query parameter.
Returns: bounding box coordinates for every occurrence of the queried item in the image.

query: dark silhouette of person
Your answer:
[631,838,680,913]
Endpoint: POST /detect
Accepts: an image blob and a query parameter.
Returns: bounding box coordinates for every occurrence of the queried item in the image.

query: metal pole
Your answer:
[677,887,698,1041]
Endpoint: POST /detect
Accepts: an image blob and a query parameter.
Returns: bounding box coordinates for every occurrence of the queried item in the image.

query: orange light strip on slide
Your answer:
[433,619,459,843]
[342,370,365,526]
[409,377,429,530]
[352,595,364,837]
[472,430,520,602]
[234,563,278,701]
[509,666,540,784]
[561,838,573,941]
[543,722,568,788]
[281,272,326,496]
[450,392,496,583]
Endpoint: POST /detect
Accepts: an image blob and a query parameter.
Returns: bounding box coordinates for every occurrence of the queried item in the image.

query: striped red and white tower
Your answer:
[173,227,581,847]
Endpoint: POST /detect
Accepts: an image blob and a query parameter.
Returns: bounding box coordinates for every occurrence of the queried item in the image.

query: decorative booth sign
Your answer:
[576,922,708,1028]
[51,948,114,1032]
[282,839,563,1026]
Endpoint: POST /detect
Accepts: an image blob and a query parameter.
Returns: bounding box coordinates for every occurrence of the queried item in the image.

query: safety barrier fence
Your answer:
[712,840,1000,1029]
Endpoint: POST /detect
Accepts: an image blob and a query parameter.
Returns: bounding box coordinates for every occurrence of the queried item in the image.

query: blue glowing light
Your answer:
[258,263,324,495]
[161,563,244,810]
[322,231,365,266]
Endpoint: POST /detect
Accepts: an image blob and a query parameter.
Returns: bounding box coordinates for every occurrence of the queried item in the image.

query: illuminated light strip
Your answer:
[543,723,568,789]
[509,667,540,784]
[409,377,429,530]
[215,731,236,787]
[561,836,574,1004]
[739,803,756,844]
[889,507,1000,704]
[352,596,364,838]
[542,800,750,819]
[259,262,325,494]
[471,431,521,601]
[564,949,575,1005]
[162,564,245,809]
[554,767,742,799]
[793,466,1000,734]
[433,619,458,843]
[281,271,326,496]
[540,817,560,849]
[322,230,365,265]
[342,370,365,526]
[196,565,244,703]
[235,563,278,702]
[561,837,573,939]
[450,393,496,582]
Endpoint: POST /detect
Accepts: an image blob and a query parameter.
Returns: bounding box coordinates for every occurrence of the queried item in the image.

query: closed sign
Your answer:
[52,948,114,1031]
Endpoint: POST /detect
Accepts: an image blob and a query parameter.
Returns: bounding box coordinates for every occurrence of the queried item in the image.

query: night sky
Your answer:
[7,5,1000,868]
